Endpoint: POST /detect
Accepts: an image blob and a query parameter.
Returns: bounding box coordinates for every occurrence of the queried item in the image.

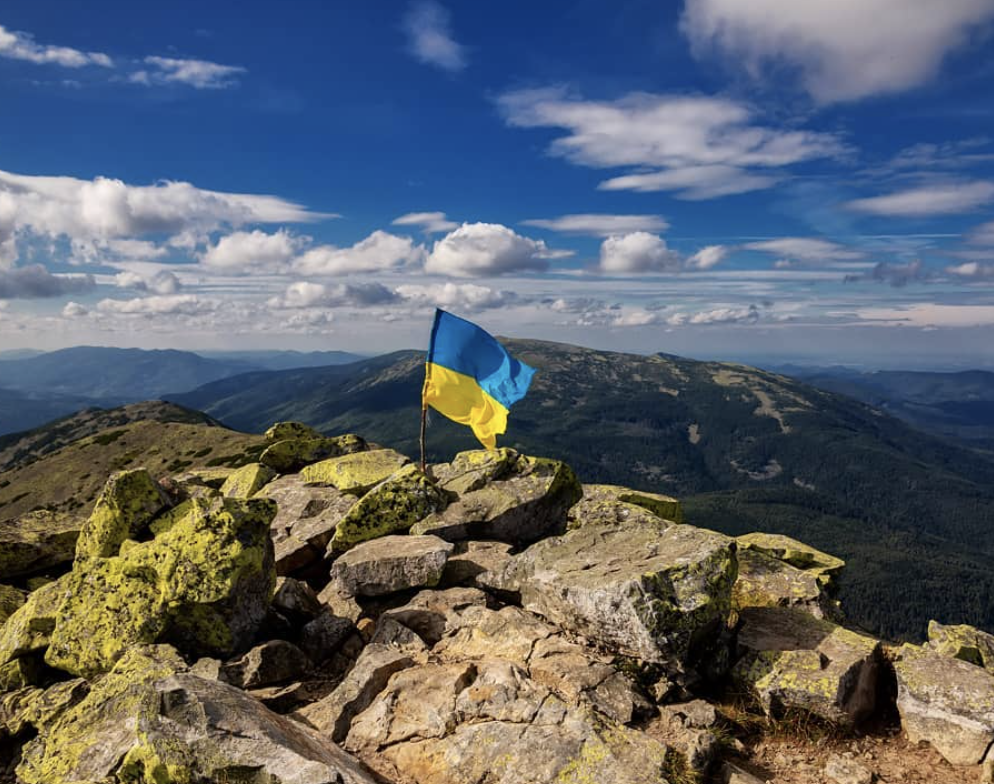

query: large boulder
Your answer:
[926,620,994,672]
[733,547,836,619]
[328,464,447,554]
[736,533,844,588]
[73,468,169,561]
[260,432,368,473]
[45,496,276,678]
[412,451,582,544]
[495,519,737,669]
[0,577,68,668]
[302,449,412,495]
[16,645,380,784]
[570,484,683,526]
[221,462,277,498]
[221,639,311,689]
[329,534,454,597]
[0,511,83,580]
[732,606,880,727]
[0,584,26,625]
[895,652,994,765]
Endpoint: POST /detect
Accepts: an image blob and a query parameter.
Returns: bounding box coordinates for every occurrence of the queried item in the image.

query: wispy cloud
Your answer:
[521,214,669,236]
[130,56,246,89]
[744,237,864,267]
[0,265,95,299]
[392,211,459,233]
[402,1,467,72]
[0,23,112,68]
[846,181,994,216]
[681,0,994,103]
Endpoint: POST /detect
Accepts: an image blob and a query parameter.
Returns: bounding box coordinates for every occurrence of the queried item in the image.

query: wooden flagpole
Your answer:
[419,362,430,473]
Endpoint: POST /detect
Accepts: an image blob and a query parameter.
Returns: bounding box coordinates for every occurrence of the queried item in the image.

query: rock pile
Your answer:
[0,421,991,783]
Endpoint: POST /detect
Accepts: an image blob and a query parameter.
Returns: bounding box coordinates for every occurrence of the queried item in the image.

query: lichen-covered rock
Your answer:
[736,533,845,587]
[0,584,25,625]
[302,448,411,495]
[733,547,837,619]
[328,464,447,554]
[573,484,684,525]
[45,496,276,678]
[0,577,68,667]
[261,433,369,473]
[430,447,520,494]
[265,421,323,442]
[172,466,235,489]
[926,620,994,672]
[73,468,168,561]
[895,652,994,765]
[221,639,311,688]
[17,644,380,784]
[0,677,88,738]
[344,659,675,784]
[0,511,83,580]
[496,519,737,669]
[329,534,454,597]
[732,606,880,727]
[221,461,277,498]
[412,454,581,544]
[0,655,43,690]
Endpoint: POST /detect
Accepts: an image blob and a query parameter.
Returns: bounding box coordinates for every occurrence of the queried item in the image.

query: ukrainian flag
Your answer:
[423,309,535,450]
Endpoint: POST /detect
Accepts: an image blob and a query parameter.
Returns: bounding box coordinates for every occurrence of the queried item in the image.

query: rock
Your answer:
[222,639,311,688]
[644,713,719,774]
[329,534,454,597]
[16,645,380,784]
[302,448,412,495]
[300,609,355,664]
[369,616,428,654]
[45,496,276,678]
[720,762,767,784]
[344,659,676,784]
[273,576,323,622]
[220,461,277,498]
[0,511,83,580]
[296,643,416,742]
[261,433,368,473]
[733,547,835,619]
[328,464,447,554]
[412,453,581,544]
[0,677,89,738]
[0,576,68,666]
[894,653,994,765]
[317,583,364,623]
[571,484,684,525]
[497,519,737,669]
[824,753,874,784]
[662,699,718,729]
[440,539,514,589]
[0,655,44,690]
[259,475,355,575]
[172,466,234,489]
[430,447,520,494]
[265,421,323,442]
[736,532,845,587]
[0,584,26,625]
[926,620,994,672]
[379,586,490,645]
[732,606,880,727]
[73,468,169,561]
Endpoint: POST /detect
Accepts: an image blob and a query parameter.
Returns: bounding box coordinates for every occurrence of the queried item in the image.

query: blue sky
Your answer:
[1,0,994,367]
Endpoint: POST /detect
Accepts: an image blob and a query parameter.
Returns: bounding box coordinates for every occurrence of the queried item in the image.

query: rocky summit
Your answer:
[0,422,991,783]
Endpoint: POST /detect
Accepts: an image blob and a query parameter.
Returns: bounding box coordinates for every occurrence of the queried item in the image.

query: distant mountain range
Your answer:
[0,347,363,435]
[171,340,994,641]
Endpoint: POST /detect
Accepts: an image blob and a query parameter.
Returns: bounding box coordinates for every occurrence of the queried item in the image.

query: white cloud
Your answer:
[114,271,146,290]
[679,305,762,325]
[686,245,729,270]
[612,309,664,327]
[201,229,303,273]
[857,303,994,327]
[395,282,517,310]
[62,301,88,317]
[599,232,681,273]
[96,294,213,316]
[744,237,863,266]
[968,219,994,245]
[392,211,459,234]
[403,1,467,72]
[0,265,95,299]
[133,56,246,89]
[947,261,994,279]
[521,214,669,236]
[498,88,844,199]
[0,168,329,266]
[0,23,113,68]
[114,269,182,294]
[846,181,994,216]
[104,238,169,259]
[681,0,994,104]
[426,223,566,277]
[268,281,399,309]
[294,230,425,276]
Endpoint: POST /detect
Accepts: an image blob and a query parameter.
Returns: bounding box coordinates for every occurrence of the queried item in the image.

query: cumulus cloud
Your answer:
[599,232,681,273]
[498,88,845,199]
[947,261,994,279]
[395,282,518,311]
[201,229,304,273]
[294,231,425,276]
[96,294,213,316]
[667,304,763,325]
[0,265,95,299]
[521,214,669,236]
[115,269,182,294]
[392,211,459,234]
[403,1,467,72]
[0,23,113,68]
[131,56,246,89]
[425,223,567,277]
[0,168,329,266]
[686,245,729,270]
[268,281,399,309]
[846,181,994,216]
[62,301,88,317]
[681,0,994,103]
[744,237,864,266]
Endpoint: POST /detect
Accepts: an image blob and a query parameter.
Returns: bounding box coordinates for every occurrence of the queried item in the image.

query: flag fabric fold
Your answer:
[422,308,535,449]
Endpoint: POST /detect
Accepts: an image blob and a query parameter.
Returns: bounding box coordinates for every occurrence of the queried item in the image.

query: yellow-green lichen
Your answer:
[220,463,276,499]
[74,468,168,561]
[301,448,410,494]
